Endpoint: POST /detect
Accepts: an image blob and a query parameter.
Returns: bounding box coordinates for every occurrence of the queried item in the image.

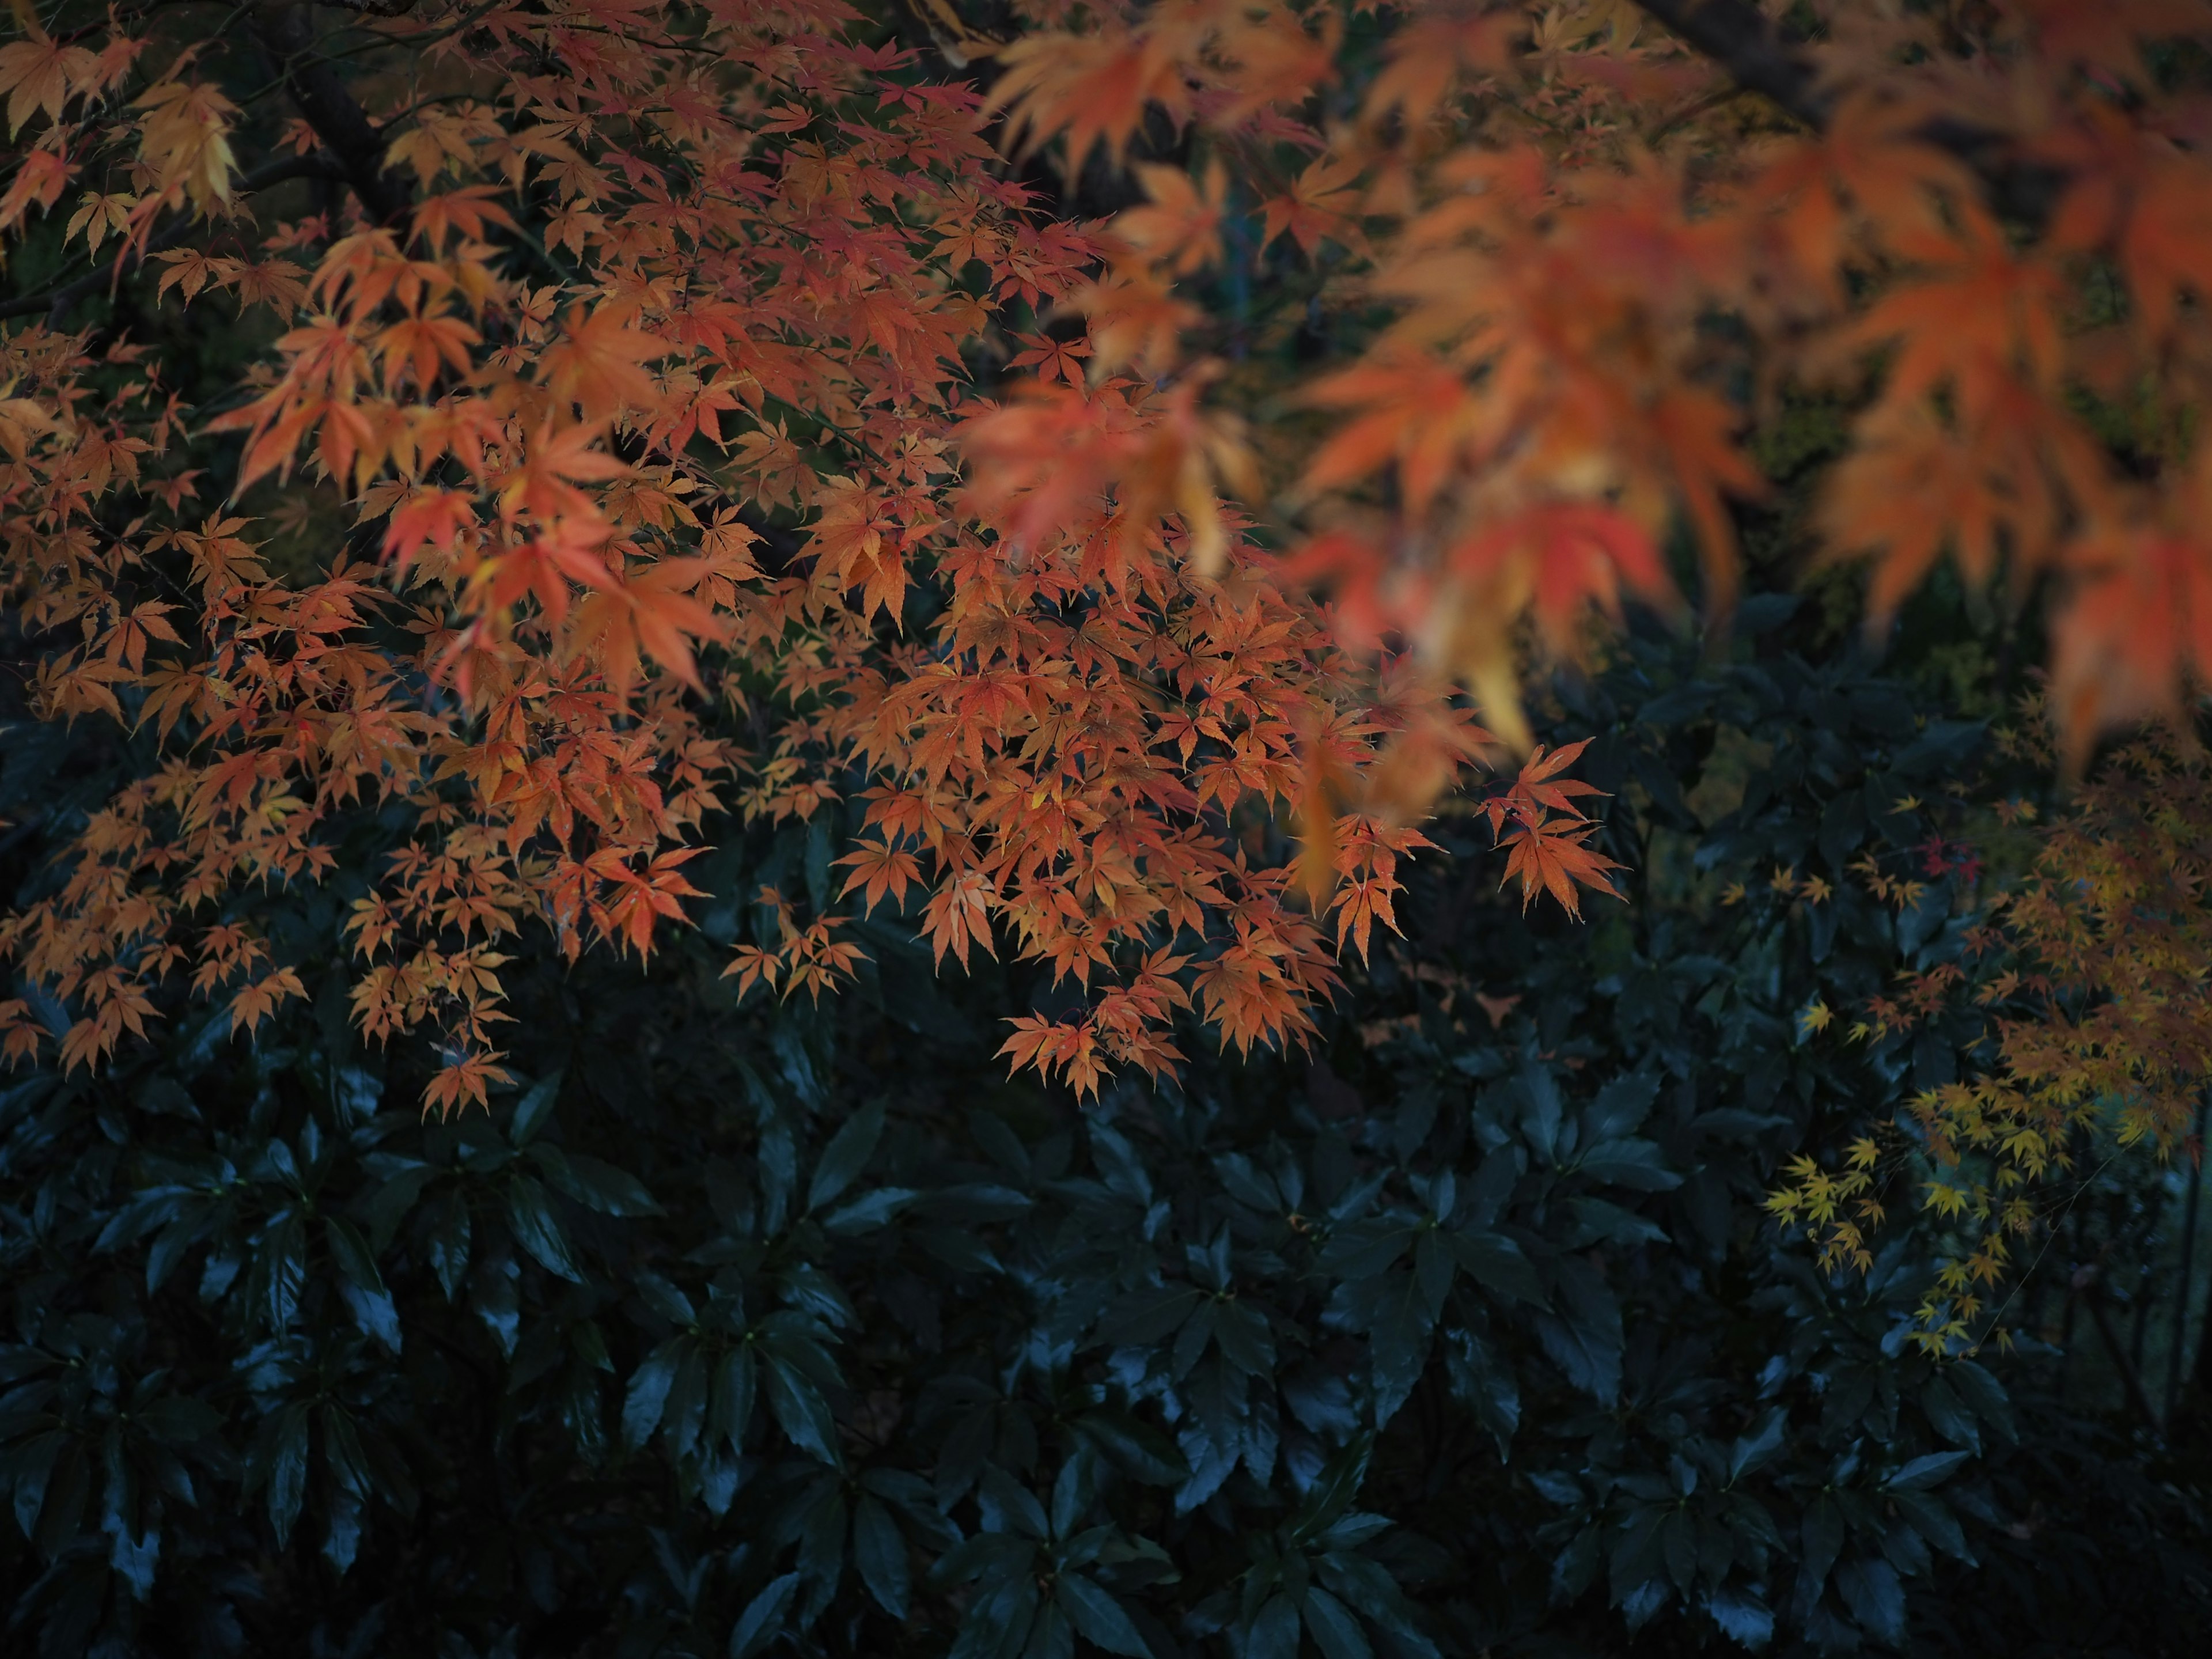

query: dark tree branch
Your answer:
[1631,0,2067,223]
[2173,1098,2208,1424]
[1630,0,1831,128]
[0,153,344,325]
[252,3,414,226]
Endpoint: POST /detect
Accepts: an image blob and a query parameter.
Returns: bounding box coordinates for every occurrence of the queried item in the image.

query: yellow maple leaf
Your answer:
[134,77,238,217]
[0,28,97,138]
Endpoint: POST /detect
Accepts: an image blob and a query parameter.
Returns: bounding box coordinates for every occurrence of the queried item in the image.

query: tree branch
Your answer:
[1630,0,1831,128]
[0,153,344,325]
[252,3,413,226]
[1631,0,2066,223]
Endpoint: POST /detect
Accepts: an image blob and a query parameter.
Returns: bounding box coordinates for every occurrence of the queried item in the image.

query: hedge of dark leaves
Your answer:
[3,601,2207,1658]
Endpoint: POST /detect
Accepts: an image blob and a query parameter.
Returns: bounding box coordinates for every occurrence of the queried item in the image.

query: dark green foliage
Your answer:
[3,603,2207,1657]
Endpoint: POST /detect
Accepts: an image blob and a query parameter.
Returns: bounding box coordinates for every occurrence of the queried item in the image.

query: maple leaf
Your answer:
[412,185,518,251]
[1214,6,1341,123]
[589,848,707,959]
[1007,331,1092,387]
[836,838,922,912]
[1494,814,1623,919]
[0,29,98,137]
[1362,8,1518,125]
[569,556,729,692]
[1115,161,1227,276]
[1260,156,1365,258]
[153,248,237,306]
[229,257,310,319]
[229,967,306,1036]
[1001,1014,1107,1100]
[373,309,482,393]
[2049,525,2212,763]
[423,1049,514,1119]
[383,488,480,570]
[991,27,1193,169]
[1495,740,1609,823]
[132,77,238,216]
[0,998,44,1069]
[1331,873,1401,960]
[722,944,780,1002]
[808,478,913,622]
[480,522,615,624]
[0,141,69,233]
[497,421,630,527]
[920,869,996,970]
[539,306,671,423]
[63,187,132,253]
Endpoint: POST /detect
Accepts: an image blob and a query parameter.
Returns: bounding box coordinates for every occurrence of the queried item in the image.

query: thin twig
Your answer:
[2079,1268,2167,1438]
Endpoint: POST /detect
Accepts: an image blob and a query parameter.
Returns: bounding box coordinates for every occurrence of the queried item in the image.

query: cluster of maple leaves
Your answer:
[977,0,2212,756]
[6,0,2212,1111]
[1762,703,2212,1351]
[0,0,1605,1107]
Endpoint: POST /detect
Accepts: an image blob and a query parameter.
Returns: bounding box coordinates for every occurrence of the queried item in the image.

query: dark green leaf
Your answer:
[426,1188,472,1301]
[1705,1584,1774,1649]
[853,1494,909,1618]
[807,1098,885,1214]
[265,1402,310,1547]
[1949,1359,2016,1442]
[1303,1586,1373,1659]
[1585,1070,1660,1141]
[709,1346,755,1452]
[729,1572,800,1659]
[1835,1556,1904,1645]
[503,1174,582,1282]
[1728,1408,1786,1483]
[622,1339,685,1450]
[325,1217,400,1351]
[1097,1285,1203,1346]
[508,1071,563,1146]
[537,1147,661,1216]
[1054,1573,1152,1657]
[8,1430,64,1540]
[1888,1449,1969,1490]
[1074,1410,1188,1487]
[1801,1495,1844,1597]
[1575,1138,1684,1191]
[1919,1377,1980,1452]
[764,1351,840,1465]
[1447,1229,1543,1304]
[1891,1490,1972,1562]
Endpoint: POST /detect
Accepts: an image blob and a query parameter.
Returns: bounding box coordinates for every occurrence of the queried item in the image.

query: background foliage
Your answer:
[7,595,2210,1656]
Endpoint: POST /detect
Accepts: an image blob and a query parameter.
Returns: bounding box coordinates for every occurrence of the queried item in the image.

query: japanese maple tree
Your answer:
[0,0,1609,1109]
[8,0,2212,1116]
